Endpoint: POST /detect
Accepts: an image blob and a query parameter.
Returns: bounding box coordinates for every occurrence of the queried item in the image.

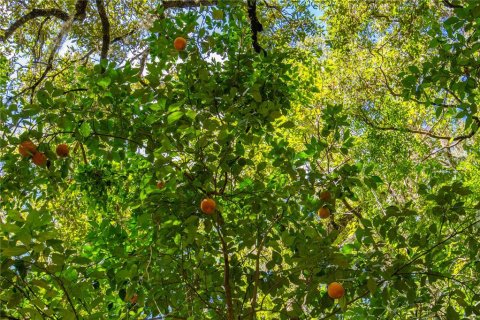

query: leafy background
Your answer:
[1,0,479,319]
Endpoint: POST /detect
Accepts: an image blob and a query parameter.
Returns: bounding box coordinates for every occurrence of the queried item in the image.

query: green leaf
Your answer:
[252,90,262,102]
[167,111,184,124]
[97,77,111,88]
[212,9,224,20]
[446,306,459,320]
[79,122,92,137]
[367,277,377,294]
[2,246,29,257]
[150,98,166,111]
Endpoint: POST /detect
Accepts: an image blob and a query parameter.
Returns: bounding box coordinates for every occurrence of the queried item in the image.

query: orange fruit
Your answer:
[327,282,345,299]
[317,207,330,219]
[200,198,216,214]
[320,191,332,201]
[56,143,69,157]
[174,37,187,51]
[157,181,165,189]
[32,152,47,166]
[19,141,37,158]
[130,293,138,304]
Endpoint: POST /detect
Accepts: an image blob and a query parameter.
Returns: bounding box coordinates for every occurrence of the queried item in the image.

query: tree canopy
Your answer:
[1,0,480,319]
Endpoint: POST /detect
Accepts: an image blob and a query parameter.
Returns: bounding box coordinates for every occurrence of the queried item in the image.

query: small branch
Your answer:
[359,108,479,141]
[421,139,462,162]
[341,198,363,220]
[219,171,229,195]
[30,263,80,320]
[395,271,477,295]
[214,216,235,320]
[79,142,88,164]
[111,30,135,44]
[138,48,150,79]
[95,0,111,62]
[63,88,88,94]
[443,0,463,8]
[393,218,480,276]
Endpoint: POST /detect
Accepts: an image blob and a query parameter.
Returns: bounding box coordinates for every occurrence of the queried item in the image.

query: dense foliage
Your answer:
[1,0,479,319]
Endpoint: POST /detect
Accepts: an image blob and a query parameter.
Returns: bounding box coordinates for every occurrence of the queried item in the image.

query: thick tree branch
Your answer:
[2,1,88,42]
[162,0,218,9]
[247,0,265,54]
[7,0,88,102]
[74,0,89,20]
[95,0,111,61]
[1,8,68,41]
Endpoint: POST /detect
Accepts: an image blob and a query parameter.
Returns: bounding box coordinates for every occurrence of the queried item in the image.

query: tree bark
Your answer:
[95,0,110,61]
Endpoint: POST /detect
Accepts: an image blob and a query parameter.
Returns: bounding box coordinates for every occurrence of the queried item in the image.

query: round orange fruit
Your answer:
[174,37,187,51]
[56,143,69,157]
[200,198,216,214]
[32,152,47,166]
[327,282,345,299]
[19,141,37,158]
[320,191,332,201]
[157,181,165,189]
[317,207,330,219]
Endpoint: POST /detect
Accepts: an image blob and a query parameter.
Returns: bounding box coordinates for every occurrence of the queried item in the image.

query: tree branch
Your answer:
[162,0,218,9]
[74,0,88,20]
[95,0,110,61]
[359,108,479,141]
[1,8,69,41]
[393,218,480,276]
[341,198,363,220]
[443,0,463,8]
[247,0,265,54]
[214,216,235,320]
[2,0,88,42]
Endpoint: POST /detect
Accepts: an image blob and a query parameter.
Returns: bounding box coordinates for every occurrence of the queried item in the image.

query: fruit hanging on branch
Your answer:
[317,207,330,219]
[174,37,187,51]
[56,144,69,157]
[200,198,216,214]
[18,141,37,158]
[327,282,345,299]
[32,152,47,167]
